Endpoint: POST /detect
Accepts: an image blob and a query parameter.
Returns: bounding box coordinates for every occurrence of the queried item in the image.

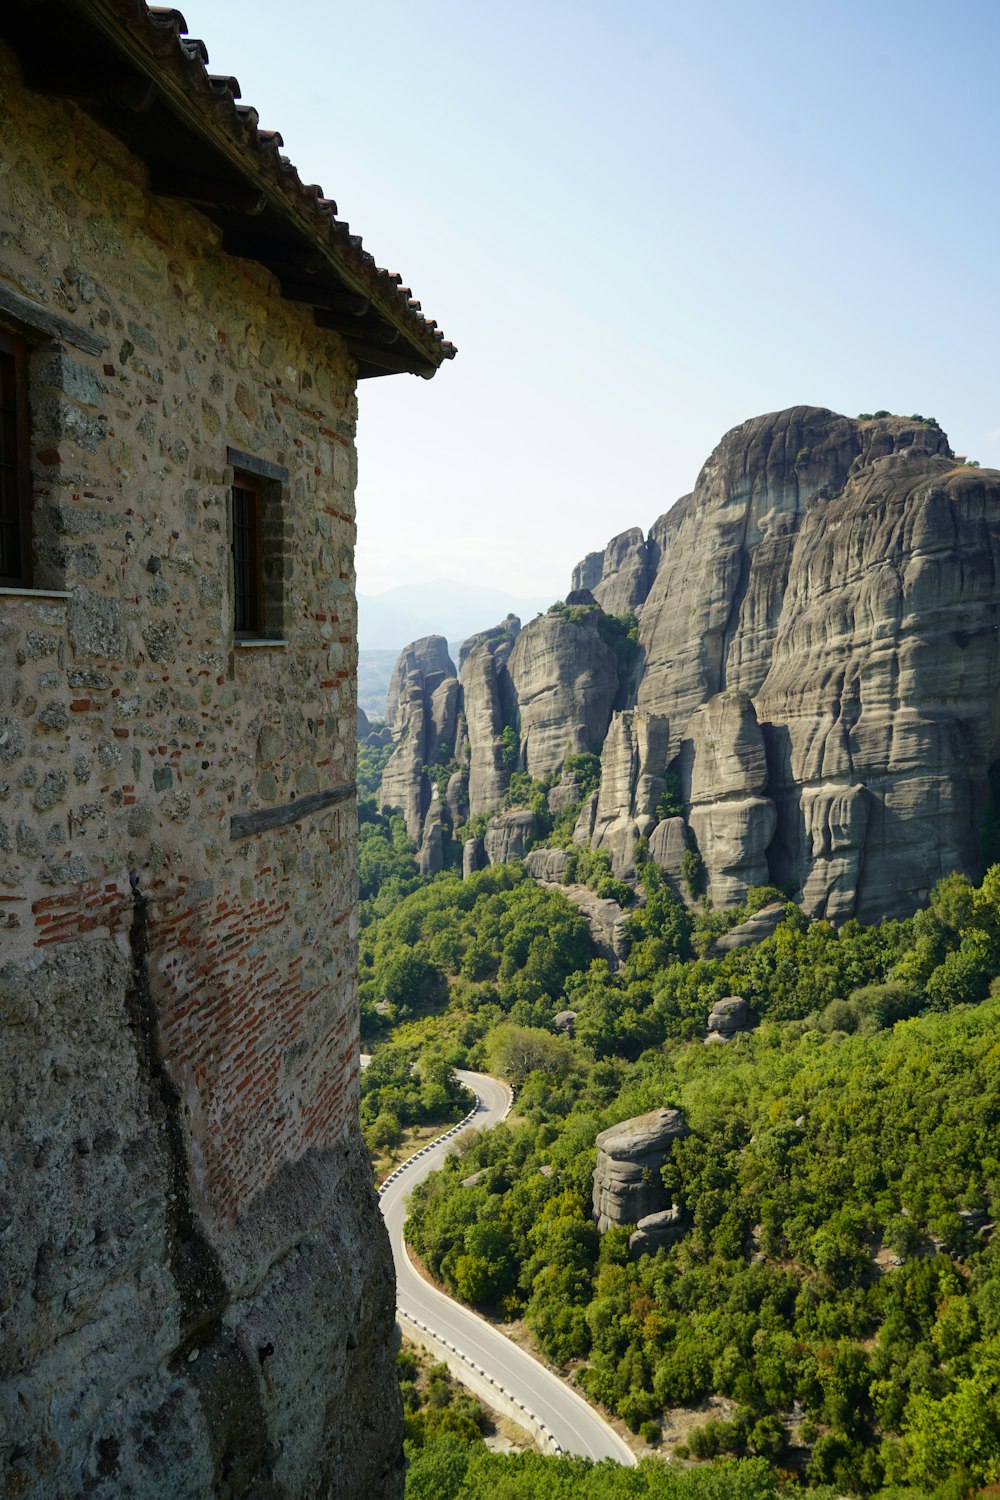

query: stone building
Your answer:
[0,3,453,1495]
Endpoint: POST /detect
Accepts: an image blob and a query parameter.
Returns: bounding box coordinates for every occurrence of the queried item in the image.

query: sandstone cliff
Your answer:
[378,407,1000,922]
[508,609,622,782]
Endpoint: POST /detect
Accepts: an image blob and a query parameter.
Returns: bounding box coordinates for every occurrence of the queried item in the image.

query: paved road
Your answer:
[370,1060,635,1466]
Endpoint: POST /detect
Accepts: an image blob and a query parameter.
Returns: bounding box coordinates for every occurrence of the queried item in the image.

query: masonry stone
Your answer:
[0,25,422,1500]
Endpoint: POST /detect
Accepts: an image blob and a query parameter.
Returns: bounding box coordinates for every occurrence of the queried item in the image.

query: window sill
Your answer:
[234,637,288,648]
[0,585,72,599]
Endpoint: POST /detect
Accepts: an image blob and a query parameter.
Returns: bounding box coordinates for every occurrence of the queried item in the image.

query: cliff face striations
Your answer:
[379,407,1000,922]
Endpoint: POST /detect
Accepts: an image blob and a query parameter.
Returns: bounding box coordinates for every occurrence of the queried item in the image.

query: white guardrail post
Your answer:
[378,1080,563,1454]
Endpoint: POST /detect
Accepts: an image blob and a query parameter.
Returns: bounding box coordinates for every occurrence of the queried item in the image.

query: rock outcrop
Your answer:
[508,610,621,782]
[541,884,631,967]
[572,527,652,616]
[590,711,669,876]
[523,847,572,882]
[460,618,520,818]
[380,635,457,845]
[706,995,752,1041]
[483,808,536,865]
[684,691,776,906]
[629,1206,685,1259]
[592,1108,690,1233]
[710,902,788,955]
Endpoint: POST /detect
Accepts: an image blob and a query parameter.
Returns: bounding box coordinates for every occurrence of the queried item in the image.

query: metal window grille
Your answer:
[0,332,29,584]
[231,477,262,634]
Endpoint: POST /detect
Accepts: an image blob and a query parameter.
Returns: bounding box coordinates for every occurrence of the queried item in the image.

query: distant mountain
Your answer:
[357,579,555,652]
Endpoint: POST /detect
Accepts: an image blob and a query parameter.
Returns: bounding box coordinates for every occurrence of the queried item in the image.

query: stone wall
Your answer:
[0,41,401,1498]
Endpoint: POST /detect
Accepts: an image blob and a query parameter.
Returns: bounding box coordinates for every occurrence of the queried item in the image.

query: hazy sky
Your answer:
[194,0,1000,600]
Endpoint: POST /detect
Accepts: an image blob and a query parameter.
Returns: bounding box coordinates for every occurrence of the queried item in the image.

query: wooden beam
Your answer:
[222,232,327,273]
[21,62,158,112]
[151,167,267,215]
[337,334,436,376]
[280,282,370,316]
[230,783,355,840]
[313,308,402,345]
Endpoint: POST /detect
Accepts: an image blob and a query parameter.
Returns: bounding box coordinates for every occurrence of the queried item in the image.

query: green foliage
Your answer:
[359,864,593,1031]
[682,846,705,899]
[357,735,392,797]
[545,600,639,670]
[499,724,520,774]
[596,875,633,906]
[406,930,1000,1493]
[563,751,602,800]
[360,1044,474,1148]
[379,849,1000,1495]
[358,813,420,906]
[657,772,684,821]
[485,1023,577,1084]
[406,1444,779,1498]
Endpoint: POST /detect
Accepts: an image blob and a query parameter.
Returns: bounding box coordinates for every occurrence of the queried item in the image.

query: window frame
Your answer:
[0,329,32,587]
[231,470,265,638]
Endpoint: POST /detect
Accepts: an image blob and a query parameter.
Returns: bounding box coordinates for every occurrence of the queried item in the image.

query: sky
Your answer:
[193,0,1000,601]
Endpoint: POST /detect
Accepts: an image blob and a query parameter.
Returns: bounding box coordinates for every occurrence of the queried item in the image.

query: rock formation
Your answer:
[524,847,573,882]
[629,1206,685,1259]
[706,995,752,1041]
[571,527,652,616]
[710,902,788,955]
[380,635,457,845]
[589,711,669,876]
[508,610,621,782]
[539,884,631,968]
[483,808,537,865]
[684,692,775,906]
[592,1108,690,1233]
[460,618,520,818]
[377,407,1000,922]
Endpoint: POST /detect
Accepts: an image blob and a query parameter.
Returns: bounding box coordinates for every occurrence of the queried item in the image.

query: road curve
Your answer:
[370,1061,636,1466]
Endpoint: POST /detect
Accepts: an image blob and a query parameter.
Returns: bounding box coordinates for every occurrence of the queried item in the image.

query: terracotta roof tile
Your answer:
[2,0,455,376]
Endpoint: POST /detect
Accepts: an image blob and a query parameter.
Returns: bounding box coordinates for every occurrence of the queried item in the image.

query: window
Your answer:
[0,330,31,586]
[231,472,264,635]
[227,447,290,645]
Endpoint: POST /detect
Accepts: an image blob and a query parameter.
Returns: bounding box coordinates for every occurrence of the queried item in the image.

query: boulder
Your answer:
[706,995,751,1038]
[523,847,572,882]
[629,1205,685,1259]
[710,901,788,955]
[463,837,484,879]
[553,1009,578,1034]
[592,1107,690,1233]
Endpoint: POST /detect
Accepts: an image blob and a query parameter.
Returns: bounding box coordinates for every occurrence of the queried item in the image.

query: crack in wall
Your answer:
[122,874,287,1499]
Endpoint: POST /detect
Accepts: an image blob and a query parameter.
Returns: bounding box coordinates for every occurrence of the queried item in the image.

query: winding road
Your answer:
[369,1061,636,1466]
